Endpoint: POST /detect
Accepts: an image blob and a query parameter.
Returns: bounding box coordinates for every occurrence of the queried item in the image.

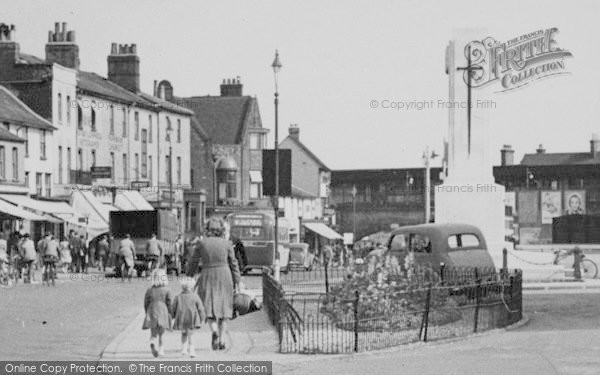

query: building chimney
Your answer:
[289,124,299,140]
[153,80,158,97]
[536,144,545,154]
[591,133,600,158]
[0,24,20,69]
[220,76,243,96]
[500,144,514,166]
[107,43,140,92]
[45,22,79,69]
[156,80,173,101]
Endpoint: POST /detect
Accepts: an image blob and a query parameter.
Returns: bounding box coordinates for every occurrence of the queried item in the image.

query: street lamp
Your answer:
[351,185,357,244]
[272,49,282,280]
[166,121,173,212]
[423,146,438,223]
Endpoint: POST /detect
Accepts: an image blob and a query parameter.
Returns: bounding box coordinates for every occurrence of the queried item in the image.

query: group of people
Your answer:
[142,216,241,357]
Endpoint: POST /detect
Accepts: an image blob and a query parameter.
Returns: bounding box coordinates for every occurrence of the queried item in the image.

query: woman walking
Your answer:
[188,217,240,350]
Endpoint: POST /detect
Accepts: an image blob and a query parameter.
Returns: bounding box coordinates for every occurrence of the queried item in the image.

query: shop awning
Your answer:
[0,199,46,221]
[249,171,263,183]
[114,191,154,211]
[303,222,343,240]
[0,194,77,216]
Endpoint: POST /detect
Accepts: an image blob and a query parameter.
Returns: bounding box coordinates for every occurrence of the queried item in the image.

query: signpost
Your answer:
[131,181,150,190]
[91,166,112,179]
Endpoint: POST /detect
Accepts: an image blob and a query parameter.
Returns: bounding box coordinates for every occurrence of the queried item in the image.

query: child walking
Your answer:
[142,269,172,357]
[171,277,206,357]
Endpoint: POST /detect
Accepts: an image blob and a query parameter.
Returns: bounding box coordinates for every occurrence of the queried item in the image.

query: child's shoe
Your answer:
[158,346,165,356]
[181,342,188,356]
[189,345,196,358]
[150,340,158,358]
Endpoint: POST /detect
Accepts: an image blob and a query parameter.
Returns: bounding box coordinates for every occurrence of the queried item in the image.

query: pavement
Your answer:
[99,278,600,370]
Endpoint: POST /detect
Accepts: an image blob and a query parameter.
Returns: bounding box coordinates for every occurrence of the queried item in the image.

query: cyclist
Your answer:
[19,234,36,283]
[43,235,59,285]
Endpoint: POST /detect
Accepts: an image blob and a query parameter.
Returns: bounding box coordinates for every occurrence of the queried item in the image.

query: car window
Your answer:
[409,233,431,253]
[389,234,407,252]
[447,233,480,249]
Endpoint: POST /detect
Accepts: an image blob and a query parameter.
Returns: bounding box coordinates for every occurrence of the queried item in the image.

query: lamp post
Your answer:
[351,185,357,242]
[272,49,282,280]
[423,146,438,223]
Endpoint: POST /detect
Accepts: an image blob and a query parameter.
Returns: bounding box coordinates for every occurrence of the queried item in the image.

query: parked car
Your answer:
[288,243,315,270]
[368,223,495,269]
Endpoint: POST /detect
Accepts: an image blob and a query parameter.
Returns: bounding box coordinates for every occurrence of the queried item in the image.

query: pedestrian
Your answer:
[97,235,109,272]
[119,234,136,281]
[43,235,59,281]
[36,233,50,272]
[145,233,163,271]
[142,268,172,358]
[68,230,78,273]
[88,239,96,269]
[170,277,206,357]
[77,235,88,274]
[59,236,71,274]
[19,234,36,283]
[188,217,240,351]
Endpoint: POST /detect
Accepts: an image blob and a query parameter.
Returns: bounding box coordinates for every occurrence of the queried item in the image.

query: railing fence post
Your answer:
[502,248,508,278]
[473,270,481,333]
[419,283,432,342]
[439,262,445,284]
[353,290,359,352]
[324,259,330,294]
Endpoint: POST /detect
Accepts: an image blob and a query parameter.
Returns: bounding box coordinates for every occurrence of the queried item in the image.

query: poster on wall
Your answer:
[564,190,585,215]
[519,227,542,245]
[541,191,562,224]
[517,191,539,224]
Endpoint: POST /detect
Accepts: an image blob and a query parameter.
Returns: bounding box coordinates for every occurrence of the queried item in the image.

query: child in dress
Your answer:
[171,277,206,357]
[142,269,172,357]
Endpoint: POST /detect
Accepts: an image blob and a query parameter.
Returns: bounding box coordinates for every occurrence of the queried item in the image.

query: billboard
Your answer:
[541,191,561,224]
[262,149,292,196]
[564,190,585,215]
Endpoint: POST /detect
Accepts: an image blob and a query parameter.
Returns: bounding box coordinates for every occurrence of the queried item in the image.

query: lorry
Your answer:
[109,210,180,277]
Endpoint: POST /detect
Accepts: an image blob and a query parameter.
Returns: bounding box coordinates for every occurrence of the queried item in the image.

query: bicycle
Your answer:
[42,255,58,286]
[553,248,598,279]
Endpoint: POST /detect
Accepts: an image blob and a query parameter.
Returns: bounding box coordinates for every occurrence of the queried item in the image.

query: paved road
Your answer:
[276,294,600,375]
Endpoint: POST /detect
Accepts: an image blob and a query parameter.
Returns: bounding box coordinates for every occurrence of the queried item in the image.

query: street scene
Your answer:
[1,1,600,374]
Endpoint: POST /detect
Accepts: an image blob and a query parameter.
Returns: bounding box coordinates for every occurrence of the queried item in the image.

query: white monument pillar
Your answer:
[435,29,506,265]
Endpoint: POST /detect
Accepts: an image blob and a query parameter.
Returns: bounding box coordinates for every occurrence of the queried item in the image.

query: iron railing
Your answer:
[263,265,522,354]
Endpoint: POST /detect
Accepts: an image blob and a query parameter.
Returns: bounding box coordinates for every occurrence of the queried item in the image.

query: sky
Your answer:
[3,0,599,170]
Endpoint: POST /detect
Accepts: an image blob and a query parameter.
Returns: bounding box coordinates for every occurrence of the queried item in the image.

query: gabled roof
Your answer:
[77,71,154,108]
[137,92,194,116]
[179,96,253,144]
[520,152,600,166]
[0,85,55,131]
[281,135,330,171]
[292,185,317,199]
[190,116,210,141]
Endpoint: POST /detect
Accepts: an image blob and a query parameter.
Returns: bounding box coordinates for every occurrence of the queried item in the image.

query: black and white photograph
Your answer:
[1,1,600,374]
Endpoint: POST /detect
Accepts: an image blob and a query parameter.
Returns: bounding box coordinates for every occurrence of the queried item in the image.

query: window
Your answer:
[91,107,96,132]
[66,95,71,125]
[19,127,28,157]
[447,234,481,249]
[389,234,407,253]
[141,129,147,178]
[122,153,128,184]
[58,146,63,184]
[57,93,62,123]
[177,119,181,143]
[45,173,51,197]
[249,171,262,199]
[217,170,237,201]
[134,112,139,140]
[67,147,71,183]
[11,147,17,181]
[249,133,264,150]
[148,115,153,143]
[166,117,171,141]
[110,152,115,183]
[122,108,127,137]
[177,156,181,185]
[110,105,115,135]
[0,146,6,179]
[409,233,431,253]
[77,148,83,171]
[40,130,46,159]
[91,150,96,167]
[135,153,139,180]
[36,173,42,196]
[190,169,194,189]
[148,155,152,183]
[77,105,83,129]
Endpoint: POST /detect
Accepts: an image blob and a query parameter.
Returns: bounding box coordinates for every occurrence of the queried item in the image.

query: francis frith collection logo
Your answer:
[464,28,573,92]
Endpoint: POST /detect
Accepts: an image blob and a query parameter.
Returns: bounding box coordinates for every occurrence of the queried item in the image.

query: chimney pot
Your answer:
[289,124,300,140]
[111,43,117,54]
[153,80,158,97]
[536,144,545,154]
[590,133,600,157]
[500,144,515,166]
[131,44,137,54]
[54,22,60,35]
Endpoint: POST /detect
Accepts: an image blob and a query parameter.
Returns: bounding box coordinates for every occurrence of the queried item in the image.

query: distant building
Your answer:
[493,135,600,244]
[179,78,270,216]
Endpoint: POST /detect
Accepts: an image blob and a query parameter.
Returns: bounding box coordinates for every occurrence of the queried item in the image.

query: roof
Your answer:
[77,71,153,108]
[179,96,253,144]
[137,92,194,116]
[291,185,317,199]
[281,136,330,171]
[190,116,210,141]
[18,53,47,65]
[520,152,600,166]
[0,126,25,142]
[0,86,55,131]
